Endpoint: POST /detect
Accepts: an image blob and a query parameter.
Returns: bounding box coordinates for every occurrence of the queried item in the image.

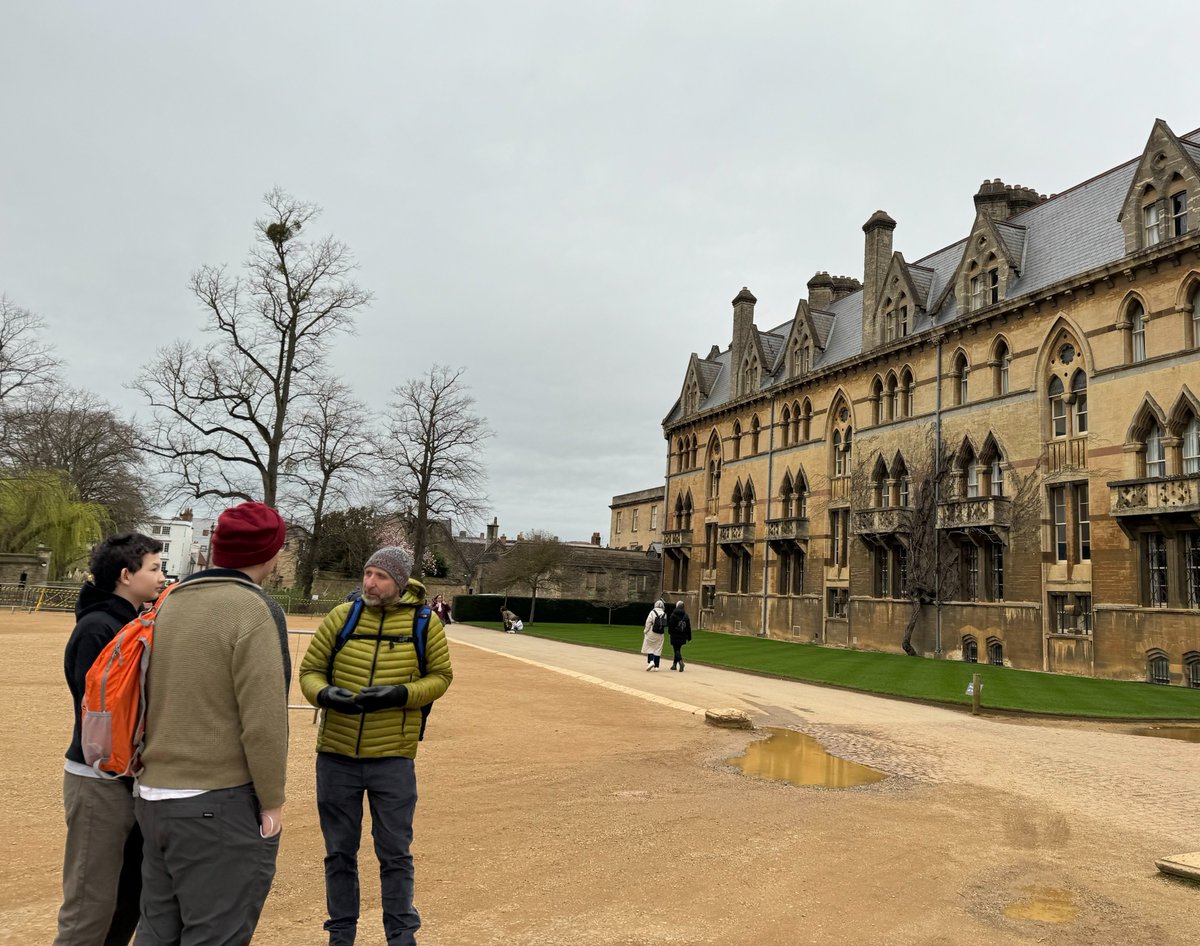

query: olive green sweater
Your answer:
[139,570,291,808]
[299,579,453,759]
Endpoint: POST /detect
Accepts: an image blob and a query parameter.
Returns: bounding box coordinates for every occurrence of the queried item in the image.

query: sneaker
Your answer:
[646,664,653,671]
[652,665,660,672]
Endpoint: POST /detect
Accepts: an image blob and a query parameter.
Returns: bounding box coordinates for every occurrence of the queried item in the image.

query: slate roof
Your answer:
[667,127,1200,426]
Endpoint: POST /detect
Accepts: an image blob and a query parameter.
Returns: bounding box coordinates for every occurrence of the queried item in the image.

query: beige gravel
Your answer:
[3,612,1198,946]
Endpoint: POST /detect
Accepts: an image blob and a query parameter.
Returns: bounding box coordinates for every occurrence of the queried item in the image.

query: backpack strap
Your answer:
[327,598,365,680]
[413,605,432,741]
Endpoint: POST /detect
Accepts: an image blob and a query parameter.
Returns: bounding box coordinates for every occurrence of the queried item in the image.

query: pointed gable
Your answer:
[1118,118,1200,255]
[867,251,927,346]
[946,210,1026,316]
[779,299,825,379]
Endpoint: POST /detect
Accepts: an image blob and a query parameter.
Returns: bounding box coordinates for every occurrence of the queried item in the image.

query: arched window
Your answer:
[1130,301,1147,363]
[780,405,792,448]
[987,638,1004,666]
[832,430,842,475]
[871,376,884,425]
[779,472,794,518]
[993,339,1011,395]
[1146,422,1166,477]
[731,481,744,523]
[962,636,979,663]
[690,434,699,469]
[893,457,910,507]
[795,471,809,518]
[1049,376,1067,438]
[1142,186,1161,247]
[800,400,812,441]
[1147,650,1170,685]
[731,421,742,460]
[980,437,1005,497]
[885,372,899,421]
[743,480,756,522]
[843,427,853,472]
[953,351,970,405]
[900,368,915,417]
[1071,372,1088,434]
[750,415,761,455]
[683,491,693,529]
[790,401,801,443]
[1183,414,1200,475]
[871,458,889,508]
[1186,652,1200,689]
[1190,285,1200,349]
[674,494,685,529]
[962,444,979,498]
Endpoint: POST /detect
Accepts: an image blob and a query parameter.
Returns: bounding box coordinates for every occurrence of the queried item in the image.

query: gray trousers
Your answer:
[134,785,278,946]
[316,753,420,946]
[54,770,142,946]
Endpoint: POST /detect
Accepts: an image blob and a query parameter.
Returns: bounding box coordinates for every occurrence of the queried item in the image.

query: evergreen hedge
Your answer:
[451,594,656,626]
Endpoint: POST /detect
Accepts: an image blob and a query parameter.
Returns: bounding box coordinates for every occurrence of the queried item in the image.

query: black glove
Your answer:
[355,684,408,713]
[317,686,364,714]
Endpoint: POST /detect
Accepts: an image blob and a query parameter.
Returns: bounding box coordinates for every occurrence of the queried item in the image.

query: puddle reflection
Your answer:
[1129,726,1200,743]
[1003,886,1078,923]
[726,728,887,788]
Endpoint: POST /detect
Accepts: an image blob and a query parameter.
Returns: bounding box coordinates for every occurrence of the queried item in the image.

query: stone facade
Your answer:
[663,119,1200,686]
[609,486,666,550]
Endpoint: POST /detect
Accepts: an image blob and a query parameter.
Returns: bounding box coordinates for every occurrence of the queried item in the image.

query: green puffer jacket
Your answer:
[299,579,453,759]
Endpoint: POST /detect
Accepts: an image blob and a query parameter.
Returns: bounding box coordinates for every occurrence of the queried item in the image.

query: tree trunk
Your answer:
[529,585,538,625]
[902,596,922,656]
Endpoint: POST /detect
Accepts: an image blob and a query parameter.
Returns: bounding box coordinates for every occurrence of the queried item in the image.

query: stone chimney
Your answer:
[591,531,601,546]
[862,210,896,349]
[974,179,1044,221]
[830,275,863,301]
[706,345,721,361]
[729,287,757,388]
[486,517,499,544]
[178,507,193,522]
[807,271,835,310]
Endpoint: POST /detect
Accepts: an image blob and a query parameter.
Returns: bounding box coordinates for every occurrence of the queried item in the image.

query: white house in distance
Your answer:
[138,510,197,580]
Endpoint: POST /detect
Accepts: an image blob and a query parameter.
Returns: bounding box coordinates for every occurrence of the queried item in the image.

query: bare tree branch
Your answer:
[0,295,61,405]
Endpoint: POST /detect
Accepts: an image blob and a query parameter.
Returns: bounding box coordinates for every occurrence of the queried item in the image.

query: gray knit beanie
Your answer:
[365,546,414,589]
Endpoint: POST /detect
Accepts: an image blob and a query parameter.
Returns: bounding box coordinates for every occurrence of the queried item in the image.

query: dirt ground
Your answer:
[3,610,1198,946]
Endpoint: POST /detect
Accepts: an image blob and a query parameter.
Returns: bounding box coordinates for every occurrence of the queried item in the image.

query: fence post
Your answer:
[971,672,982,715]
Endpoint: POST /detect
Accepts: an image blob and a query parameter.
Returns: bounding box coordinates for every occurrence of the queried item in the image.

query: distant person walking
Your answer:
[431,594,452,625]
[641,599,667,671]
[668,600,692,672]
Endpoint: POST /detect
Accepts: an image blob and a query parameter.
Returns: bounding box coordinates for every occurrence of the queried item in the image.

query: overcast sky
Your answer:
[2,1,1196,543]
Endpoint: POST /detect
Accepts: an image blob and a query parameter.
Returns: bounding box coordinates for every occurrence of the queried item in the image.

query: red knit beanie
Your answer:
[211,502,287,569]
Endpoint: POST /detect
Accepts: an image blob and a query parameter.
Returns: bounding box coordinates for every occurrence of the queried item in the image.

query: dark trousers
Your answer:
[645,652,660,667]
[671,644,685,669]
[134,785,279,946]
[54,771,142,946]
[316,753,420,946]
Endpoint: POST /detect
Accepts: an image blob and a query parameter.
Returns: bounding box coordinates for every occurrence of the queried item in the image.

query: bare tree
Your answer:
[0,388,150,531]
[381,365,490,577]
[595,572,633,625]
[0,295,60,405]
[132,189,371,506]
[286,378,375,596]
[488,531,569,624]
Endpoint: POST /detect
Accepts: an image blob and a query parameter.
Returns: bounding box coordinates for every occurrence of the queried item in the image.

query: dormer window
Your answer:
[1144,200,1162,247]
[1171,190,1188,236]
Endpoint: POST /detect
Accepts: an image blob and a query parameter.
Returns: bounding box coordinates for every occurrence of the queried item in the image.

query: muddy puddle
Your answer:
[726,727,887,788]
[1128,726,1200,743]
[1003,885,1079,923]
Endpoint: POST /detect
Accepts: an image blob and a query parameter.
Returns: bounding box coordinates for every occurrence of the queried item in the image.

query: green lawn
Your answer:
[468,622,1200,719]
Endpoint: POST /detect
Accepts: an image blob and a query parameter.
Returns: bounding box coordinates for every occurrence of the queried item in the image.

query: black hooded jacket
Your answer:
[63,582,138,765]
[668,605,692,646]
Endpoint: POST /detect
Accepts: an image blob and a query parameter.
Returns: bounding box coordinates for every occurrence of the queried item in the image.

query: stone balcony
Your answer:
[1109,474,1200,518]
[1042,435,1088,474]
[717,522,755,544]
[764,516,810,542]
[851,506,910,537]
[661,529,693,548]
[936,496,1014,532]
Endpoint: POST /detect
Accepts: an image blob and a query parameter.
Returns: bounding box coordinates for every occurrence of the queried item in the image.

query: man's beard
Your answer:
[362,590,400,607]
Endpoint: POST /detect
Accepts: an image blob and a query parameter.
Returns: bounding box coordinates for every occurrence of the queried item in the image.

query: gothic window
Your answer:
[779,472,794,518]
[1171,190,1189,236]
[795,471,809,518]
[742,479,756,522]
[962,636,978,663]
[1124,300,1148,363]
[980,438,1005,497]
[731,421,742,460]
[800,400,812,441]
[1190,283,1200,348]
[871,458,889,508]
[963,445,979,498]
[1183,414,1200,475]
[952,351,970,406]
[674,494,685,529]
[1143,190,1162,247]
[885,372,899,421]
[1071,371,1088,433]
[832,430,842,475]
[740,355,760,395]
[683,491,693,529]
[790,334,813,377]
[893,456,910,507]
[1049,376,1067,438]
[750,415,761,454]
[690,434,699,469]
[987,638,1004,667]
[1147,649,1170,684]
[1147,536,1169,607]
[780,405,792,448]
[731,481,744,523]
[992,339,1011,395]
[900,368,915,417]
[871,376,884,426]
[1145,422,1167,477]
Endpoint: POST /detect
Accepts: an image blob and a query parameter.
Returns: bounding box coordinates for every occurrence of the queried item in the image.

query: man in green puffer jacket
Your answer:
[300,546,453,946]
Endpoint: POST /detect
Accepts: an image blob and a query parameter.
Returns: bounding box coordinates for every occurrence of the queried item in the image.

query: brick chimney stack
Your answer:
[729,287,757,386]
[591,532,601,546]
[973,179,1044,221]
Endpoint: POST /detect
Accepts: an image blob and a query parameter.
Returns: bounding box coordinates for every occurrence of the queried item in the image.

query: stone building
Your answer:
[609,486,665,550]
[662,118,1200,686]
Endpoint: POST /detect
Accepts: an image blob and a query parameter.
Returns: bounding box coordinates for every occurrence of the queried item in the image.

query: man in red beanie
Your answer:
[133,501,291,946]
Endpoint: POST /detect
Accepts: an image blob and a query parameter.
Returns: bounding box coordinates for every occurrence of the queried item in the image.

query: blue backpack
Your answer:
[328,600,436,740]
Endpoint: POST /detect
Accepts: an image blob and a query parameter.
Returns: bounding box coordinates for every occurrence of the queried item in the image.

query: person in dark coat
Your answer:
[667,600,692,672]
